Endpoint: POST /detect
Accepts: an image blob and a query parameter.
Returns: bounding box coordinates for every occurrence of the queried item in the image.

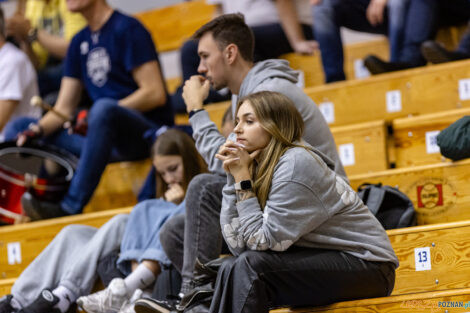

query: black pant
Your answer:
[209,248,396,313]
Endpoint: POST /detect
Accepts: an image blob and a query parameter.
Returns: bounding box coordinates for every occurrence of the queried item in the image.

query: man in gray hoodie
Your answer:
[144,13,346,311]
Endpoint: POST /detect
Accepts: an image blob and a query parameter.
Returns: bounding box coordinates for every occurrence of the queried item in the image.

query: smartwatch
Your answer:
[189,108,205,118]
[234,180,253,191]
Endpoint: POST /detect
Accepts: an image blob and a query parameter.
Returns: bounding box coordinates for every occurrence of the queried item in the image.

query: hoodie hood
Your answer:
[238,59,299,98]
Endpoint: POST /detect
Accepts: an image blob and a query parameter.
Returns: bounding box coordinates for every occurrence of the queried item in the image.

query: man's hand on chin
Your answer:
[183,75,211,113]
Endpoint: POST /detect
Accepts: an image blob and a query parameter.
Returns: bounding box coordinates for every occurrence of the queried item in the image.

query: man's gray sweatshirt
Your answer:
[220,143,399,268]
[190,59,347,180]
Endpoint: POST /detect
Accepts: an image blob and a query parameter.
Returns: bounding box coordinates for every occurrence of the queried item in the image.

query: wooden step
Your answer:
[391,107,470,168]
[305,59,470,127]
[349,159,470,225]
[271,288,470,312]
[83,159,152,213]
[0,207,131,279]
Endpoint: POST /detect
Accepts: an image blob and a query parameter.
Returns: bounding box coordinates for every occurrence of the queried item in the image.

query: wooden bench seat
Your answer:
[391,107,470,168]
[0,207,131,279]
[305,59,470,127]
[84,159,152,213]
[349,159,470,225]
[272,288,470,313]
[4,217,470,304]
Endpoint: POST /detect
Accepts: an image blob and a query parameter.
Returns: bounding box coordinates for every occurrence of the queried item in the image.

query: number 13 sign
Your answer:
[414,247,432,271]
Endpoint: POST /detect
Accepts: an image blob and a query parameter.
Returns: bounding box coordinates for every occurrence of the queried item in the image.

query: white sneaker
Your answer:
[119,289,143,313]
[77,278,129,313]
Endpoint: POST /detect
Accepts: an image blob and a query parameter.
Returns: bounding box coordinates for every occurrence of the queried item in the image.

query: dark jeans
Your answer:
[4,98,159,214]
[160,173,228,294]
[37,62,63,98]
[210,248,396,313]
[170,23,313,113]
[312,0,393,82]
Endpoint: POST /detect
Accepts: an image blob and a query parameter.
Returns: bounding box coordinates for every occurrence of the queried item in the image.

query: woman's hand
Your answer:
[165,183,185,204]
[216,140,260,182]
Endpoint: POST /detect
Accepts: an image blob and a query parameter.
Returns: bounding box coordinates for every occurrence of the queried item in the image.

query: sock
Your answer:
[52,286,76,313]
[124,264,156,297]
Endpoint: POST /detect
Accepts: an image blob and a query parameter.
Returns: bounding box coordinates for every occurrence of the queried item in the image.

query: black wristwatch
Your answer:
[234,180,253,191]
[189,108,205,118]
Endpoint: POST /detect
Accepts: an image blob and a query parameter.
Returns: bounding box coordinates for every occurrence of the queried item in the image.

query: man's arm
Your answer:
[275,0,317,55]
[0,100,19,132]
[118,60,167,112]
[37,77,82,135]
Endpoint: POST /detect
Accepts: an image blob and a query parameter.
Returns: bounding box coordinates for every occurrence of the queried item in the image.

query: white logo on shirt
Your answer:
[86,47,111,87]
[80,41,89,55]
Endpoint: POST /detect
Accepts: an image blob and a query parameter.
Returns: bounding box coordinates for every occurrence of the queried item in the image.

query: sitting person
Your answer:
[3,0,174,220]
[171,0,315,113]
[364,0,470,74]
[0,129,207,313]
[311,0,411,82]
[5,0,86,98]
[204,91,398,312]
[421,22,470,63]
[0,7,41,140]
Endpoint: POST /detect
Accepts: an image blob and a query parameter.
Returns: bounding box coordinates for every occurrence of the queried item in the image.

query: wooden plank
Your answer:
[83,159,152,213]
[135,1,216,52]
[305,59,470,127]
[349,159,470,225]
[331,120,388,175]
[0,207,132,279]
[392,107,470,168]
[0,278,15,296]
[272,288,470,312]
[174,101,231,131]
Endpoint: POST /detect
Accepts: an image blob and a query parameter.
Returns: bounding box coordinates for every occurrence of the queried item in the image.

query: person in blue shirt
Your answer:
[3,0,174,219]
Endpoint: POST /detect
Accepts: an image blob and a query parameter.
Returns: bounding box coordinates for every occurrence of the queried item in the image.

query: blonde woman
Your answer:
[210,91,399,313]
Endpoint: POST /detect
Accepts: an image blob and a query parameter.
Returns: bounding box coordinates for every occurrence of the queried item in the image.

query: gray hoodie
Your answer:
[220,142,399,268]
[190,59,347,180]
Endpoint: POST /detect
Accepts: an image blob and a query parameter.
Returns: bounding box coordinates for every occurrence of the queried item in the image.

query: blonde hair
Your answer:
[236,91,305,208]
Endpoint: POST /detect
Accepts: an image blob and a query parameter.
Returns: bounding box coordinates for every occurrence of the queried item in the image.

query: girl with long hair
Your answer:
[210,91,398,313]
[77,129,207,313]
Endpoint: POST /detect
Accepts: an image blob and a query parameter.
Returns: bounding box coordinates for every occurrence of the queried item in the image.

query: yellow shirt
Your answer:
[25,0,86,69]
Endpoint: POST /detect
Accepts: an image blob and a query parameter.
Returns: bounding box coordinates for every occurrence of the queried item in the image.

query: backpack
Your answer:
[357,183,417,230]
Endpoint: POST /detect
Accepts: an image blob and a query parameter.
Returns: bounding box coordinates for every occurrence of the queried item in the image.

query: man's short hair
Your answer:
[0,7,4,38]
[193,13,254,62]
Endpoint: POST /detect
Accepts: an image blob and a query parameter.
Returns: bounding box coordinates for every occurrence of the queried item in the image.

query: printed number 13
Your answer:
[418,251,427,263]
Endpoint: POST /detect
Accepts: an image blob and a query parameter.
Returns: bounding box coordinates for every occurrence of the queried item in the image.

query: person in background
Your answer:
[3,0,174,220]
[421,22,470,64]
[0,129,206,313]
[0,7,41,140]
[171,0,315,113]
[311,0,410,82]
[363,0,470,74]
[5,0,86,98]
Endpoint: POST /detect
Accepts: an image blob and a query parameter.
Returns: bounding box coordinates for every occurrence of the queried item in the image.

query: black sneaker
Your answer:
[18,289,60,313]
[363,55,414,75]
[421,40,470,64]
[134,298,179,313]
[21,192,67,221]
[0,295,17,313]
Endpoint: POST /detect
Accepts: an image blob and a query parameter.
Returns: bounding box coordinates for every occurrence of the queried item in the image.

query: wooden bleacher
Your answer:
[349,159,470,225]
[0,207,131,279]
[304,58,470,127]
[391,107,470,168]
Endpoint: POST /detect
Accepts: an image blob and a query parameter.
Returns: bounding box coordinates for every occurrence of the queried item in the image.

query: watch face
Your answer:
[240,180,252,190]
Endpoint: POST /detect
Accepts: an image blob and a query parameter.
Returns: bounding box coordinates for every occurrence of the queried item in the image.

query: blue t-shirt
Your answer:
[64,11,173,125]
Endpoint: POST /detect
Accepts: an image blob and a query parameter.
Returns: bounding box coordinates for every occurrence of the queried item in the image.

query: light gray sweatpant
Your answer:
[11,214,129,307]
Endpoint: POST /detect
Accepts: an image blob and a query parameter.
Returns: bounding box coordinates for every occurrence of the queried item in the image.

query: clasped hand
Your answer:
[215,140,260,181]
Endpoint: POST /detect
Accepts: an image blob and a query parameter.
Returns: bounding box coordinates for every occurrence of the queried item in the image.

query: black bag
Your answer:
[437,116,470,161]
[357,183,416,229]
